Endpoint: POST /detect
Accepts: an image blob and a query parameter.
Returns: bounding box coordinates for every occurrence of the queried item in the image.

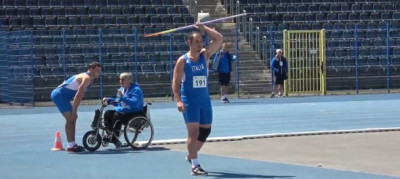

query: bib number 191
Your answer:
[193,76,206,88]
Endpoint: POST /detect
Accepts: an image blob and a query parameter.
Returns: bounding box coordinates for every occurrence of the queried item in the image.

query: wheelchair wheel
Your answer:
[124,116,154,150]
[82,130,102,152]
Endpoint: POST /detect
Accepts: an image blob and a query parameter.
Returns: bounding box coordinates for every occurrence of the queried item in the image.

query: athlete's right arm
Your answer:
[71,75,91,116]
[172,57,186,112]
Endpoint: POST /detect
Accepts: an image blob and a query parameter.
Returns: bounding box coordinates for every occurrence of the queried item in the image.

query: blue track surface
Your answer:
[0,94,398,178]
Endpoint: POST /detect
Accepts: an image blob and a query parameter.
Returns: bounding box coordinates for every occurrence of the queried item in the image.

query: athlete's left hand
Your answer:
[194,22,206,31]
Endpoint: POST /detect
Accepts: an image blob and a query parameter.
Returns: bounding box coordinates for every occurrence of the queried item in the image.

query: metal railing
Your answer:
[0,27,243,104]
[248,21,400,93]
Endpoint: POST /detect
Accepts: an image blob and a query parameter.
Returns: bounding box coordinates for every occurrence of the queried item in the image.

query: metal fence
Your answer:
[0,31,34,105]
[226,0,400,94]
[248,23,400,94]
[0,26,241,105]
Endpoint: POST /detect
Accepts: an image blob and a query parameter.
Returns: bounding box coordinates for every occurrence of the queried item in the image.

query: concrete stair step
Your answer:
[237,79,271,83]
[237,51,258,55]
[197,5,227,11]
[236,60,266,65]
[196,1,224,6]
[239,77,270,81]
[237,66,268,71]
[237,72,271,78]
[238,77,271,83]
[237,55,262,59]
[213,23,236,28]
[238,46,255,51]
[236,70,270,75]
[210,13,233,18]
[239,79,270,84]
[240,87,272,94]
[237,68,268,73]
[240,85,272,90]
[241,88,272,95]
[238,54,265,60]
[240,83,272,88]
[236,69,270,74]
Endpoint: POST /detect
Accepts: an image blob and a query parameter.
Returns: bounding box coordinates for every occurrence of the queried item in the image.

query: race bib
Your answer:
[193,76,207,88]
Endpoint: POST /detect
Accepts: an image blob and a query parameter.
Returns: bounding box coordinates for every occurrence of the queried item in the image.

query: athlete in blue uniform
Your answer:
[51,62,102,153]
[172,23,223,176]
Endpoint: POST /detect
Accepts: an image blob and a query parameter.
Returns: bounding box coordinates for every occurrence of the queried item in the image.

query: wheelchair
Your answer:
[82,101,154,152]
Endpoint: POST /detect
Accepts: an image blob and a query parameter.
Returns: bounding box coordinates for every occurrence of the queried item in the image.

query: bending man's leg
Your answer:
[61,112,77,144]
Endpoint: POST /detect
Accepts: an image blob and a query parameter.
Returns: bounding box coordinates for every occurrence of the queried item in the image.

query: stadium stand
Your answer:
[0,0,198,102]
[1,0,400,104]
[235,0,400,90]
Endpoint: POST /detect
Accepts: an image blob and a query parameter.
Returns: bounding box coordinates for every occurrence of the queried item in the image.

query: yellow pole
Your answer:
[296,32,299,93]
[308,32,310,92]
[321,29,326,95]
[313,32,317,92]
[283,30,288,96]
[302,32,304,92]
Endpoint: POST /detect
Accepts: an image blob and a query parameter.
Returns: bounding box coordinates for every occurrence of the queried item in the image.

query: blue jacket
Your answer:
[107,82,144,114]
[270,56,288,75]
[212,50,236,73]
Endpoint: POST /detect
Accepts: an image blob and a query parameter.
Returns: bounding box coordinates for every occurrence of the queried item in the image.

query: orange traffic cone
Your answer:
[51,131,65,151]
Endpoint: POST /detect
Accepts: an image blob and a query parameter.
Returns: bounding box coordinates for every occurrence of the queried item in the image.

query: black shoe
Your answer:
[191,165,208,176]
[224,97,230,103]
[67,144,85,153]
[113,140,122,149]
[111,137,122,149]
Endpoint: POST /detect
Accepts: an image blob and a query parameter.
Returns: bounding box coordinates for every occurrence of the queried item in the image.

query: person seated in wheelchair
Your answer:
[102,72,144,148]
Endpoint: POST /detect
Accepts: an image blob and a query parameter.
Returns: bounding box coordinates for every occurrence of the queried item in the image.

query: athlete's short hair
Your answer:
[187,30,202,42]
[87,62,102,70]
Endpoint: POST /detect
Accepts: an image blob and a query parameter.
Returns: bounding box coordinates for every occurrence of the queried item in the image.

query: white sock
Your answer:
[191,158,200,168]
[68,142,76,148]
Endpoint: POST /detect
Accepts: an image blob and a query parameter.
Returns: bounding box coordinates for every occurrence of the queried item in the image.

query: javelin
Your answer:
[144,13,247,38]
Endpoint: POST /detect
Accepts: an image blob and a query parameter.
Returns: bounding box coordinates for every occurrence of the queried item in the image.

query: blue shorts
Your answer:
[51,88,74,114]
[182,101,213,125]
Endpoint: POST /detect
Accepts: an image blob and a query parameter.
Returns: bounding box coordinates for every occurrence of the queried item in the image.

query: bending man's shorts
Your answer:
[51,88,73,113]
